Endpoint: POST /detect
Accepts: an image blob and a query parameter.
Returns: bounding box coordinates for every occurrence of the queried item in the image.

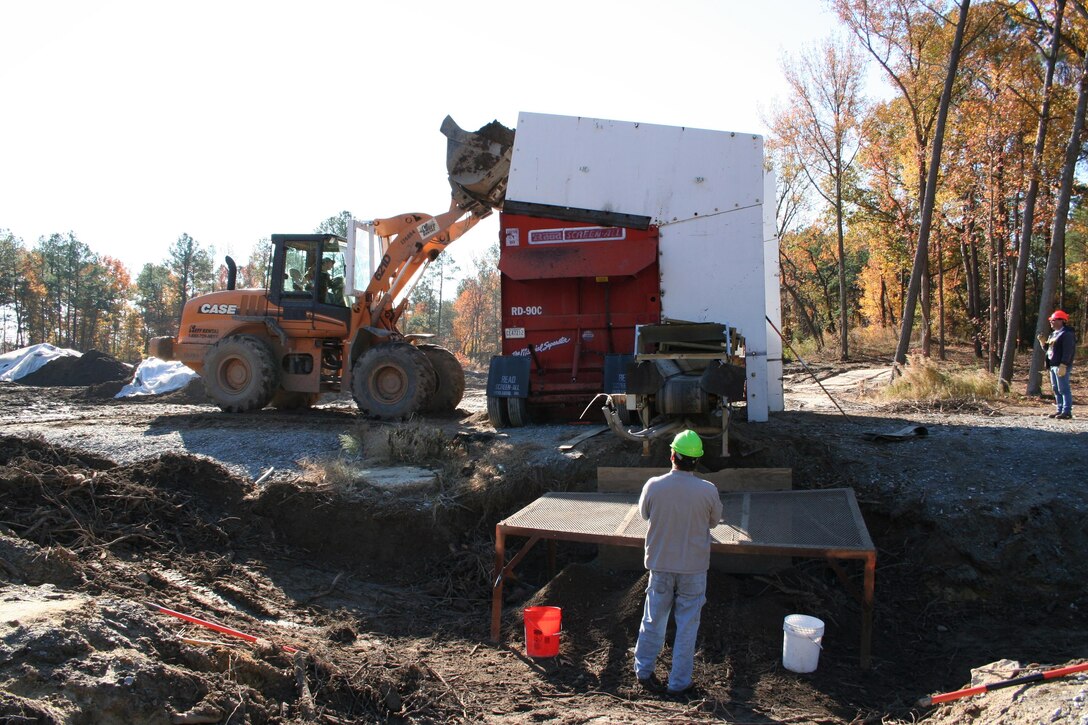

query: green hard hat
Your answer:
[670,430,704,458]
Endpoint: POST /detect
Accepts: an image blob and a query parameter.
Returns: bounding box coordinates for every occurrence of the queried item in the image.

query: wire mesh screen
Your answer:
[499,489,872,553]
[503,493,635,536]
[723,490,866,548]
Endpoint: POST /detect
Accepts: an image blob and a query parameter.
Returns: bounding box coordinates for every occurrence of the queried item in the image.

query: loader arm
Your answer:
[364,199,487,331]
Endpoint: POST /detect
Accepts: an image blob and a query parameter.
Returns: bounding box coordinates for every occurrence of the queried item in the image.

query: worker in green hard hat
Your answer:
[633,429,723,697]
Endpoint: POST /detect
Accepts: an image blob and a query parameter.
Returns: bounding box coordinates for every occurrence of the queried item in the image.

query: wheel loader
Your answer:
[148,117,514,418]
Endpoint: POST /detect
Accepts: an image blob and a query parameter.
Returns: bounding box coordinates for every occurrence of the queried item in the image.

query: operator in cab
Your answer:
[317,258,345,305]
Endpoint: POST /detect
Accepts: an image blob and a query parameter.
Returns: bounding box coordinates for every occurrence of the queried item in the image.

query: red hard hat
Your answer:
[1049,310,1069,321]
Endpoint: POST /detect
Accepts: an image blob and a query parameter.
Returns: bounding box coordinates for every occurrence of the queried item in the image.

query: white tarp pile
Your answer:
[116,358,199,398]
[0,343,81,382]
[0,345,198,397]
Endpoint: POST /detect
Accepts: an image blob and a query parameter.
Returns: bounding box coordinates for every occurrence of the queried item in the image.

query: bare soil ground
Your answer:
[1,352,1086,724]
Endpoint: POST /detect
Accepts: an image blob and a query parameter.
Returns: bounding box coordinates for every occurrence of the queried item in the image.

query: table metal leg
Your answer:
[490,531,542,642]
[861,553,875,670]
[490,526,506,641]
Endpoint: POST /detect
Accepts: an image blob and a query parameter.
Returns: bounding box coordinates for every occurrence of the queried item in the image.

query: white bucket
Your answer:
[782,614,824,673]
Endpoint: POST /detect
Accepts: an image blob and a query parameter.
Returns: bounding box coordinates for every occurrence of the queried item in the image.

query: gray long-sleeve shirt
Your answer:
[638,469,724,574]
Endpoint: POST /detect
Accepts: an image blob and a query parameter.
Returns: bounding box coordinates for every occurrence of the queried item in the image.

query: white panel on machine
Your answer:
[764,168,784,413]
[507,113,763,223]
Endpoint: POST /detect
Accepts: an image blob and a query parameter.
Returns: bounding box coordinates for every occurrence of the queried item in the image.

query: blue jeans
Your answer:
[1050,366,1072,414]
[633,570,707,692]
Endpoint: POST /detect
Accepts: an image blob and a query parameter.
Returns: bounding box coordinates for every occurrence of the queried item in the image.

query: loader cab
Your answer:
[269,234,351,325]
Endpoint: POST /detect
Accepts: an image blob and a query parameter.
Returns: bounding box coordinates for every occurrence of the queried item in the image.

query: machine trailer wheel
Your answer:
[418,344,465,413]
[351,343,436,419]
[270,390,320,410]
[506,396,530,427]
[203,335,279,413]
[487,395,510,428]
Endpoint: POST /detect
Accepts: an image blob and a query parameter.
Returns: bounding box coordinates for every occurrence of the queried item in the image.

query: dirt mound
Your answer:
[18,349,132,387]
[0,434,117,471]
[0,581,447,724]
[157,377,211,403]
[114,452,248,509]
[0,435,505,723]
[0,441,242,559]
[82,379,128,399]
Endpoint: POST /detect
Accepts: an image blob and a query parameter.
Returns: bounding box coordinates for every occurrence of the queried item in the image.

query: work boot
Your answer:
[666,683,697,700]
[1046,412,1060,418]
[637,673,666,693]
[1057,412,1073,419]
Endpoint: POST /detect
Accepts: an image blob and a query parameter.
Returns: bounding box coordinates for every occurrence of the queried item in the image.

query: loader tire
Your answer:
[203,335,279,413]
[487,395,510,429]
[506,396,530,427]
[418,344,465,413]
[352,343,436,420]
[270,390,319,410]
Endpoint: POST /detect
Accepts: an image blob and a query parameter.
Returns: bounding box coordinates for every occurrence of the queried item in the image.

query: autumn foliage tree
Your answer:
[403,255,460,345]
[772,34,869,360]
[451,246,501,368]
[772,0,1086,397]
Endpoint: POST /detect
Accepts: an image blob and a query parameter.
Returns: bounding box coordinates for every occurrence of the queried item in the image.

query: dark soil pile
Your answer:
[0,435,470,724]
[0,437,247,567]
[156,377,210,404]
[18,350,132,387]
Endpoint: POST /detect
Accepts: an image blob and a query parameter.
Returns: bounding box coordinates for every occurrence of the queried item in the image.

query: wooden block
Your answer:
[597,467,792,493]
[558,425,608,451]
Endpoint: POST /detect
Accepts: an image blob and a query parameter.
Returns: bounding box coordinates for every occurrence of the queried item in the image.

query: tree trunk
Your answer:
[782,279,825,348]
[988,252,997,372]
[999,0,1064,391]
[880,278,889,327]
[921,258,932,356]
[893,0,972,372]
[970,236,982,357]
[918,150,932,358]
[960,200,983,358]
[836,175,849,361]
[998,218,1007,360]
[1027,32,1087,394]
[937,228,946,360]
[806,249,838,333]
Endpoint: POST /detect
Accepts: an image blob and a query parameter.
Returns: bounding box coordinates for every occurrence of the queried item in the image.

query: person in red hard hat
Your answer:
[633,430,723,697]
[1037,310,1076,419]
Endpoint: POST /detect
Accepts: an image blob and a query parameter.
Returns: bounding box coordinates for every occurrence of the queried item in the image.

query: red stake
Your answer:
[918,661,1088,707]
[149,603,299,654]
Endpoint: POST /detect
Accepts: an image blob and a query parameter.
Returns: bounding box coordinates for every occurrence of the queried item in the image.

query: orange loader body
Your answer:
[150,201,489,417]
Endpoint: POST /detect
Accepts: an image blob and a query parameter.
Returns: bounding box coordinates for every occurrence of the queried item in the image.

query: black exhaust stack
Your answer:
[225,256,237,290]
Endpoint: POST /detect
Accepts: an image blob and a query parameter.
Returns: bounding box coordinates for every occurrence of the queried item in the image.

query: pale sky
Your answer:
[0,1,845,278]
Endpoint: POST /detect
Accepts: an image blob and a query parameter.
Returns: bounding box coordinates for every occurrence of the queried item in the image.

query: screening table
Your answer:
[491,488,876,668]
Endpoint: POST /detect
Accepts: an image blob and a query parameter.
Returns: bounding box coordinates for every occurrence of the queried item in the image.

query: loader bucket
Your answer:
[441,115,514,214]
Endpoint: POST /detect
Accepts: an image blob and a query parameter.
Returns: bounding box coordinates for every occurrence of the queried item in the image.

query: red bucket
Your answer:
[523,606,562,657]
